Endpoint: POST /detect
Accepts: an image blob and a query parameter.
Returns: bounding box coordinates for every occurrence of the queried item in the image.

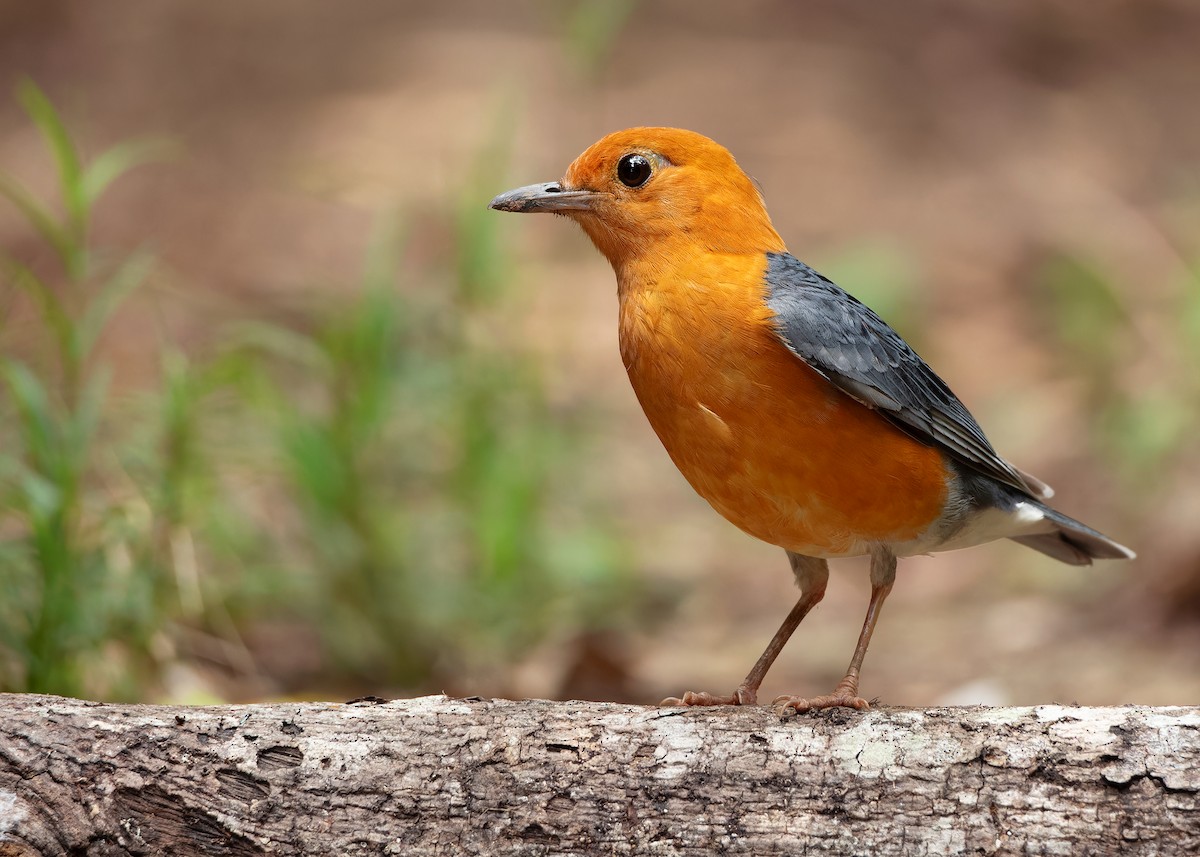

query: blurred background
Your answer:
[1,0,1198,707]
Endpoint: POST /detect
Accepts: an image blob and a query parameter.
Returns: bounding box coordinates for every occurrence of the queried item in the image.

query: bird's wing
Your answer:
[763,252,1042,497]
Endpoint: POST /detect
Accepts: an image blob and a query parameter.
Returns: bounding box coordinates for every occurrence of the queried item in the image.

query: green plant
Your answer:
[1040,250,1200,486]
[557,0,638,77]
[0,80,639,701]
[231,126,635,691]
[820,240,923,348]
[0,81,170,696]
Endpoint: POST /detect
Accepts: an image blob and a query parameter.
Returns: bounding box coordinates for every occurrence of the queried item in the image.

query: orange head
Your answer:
[489,127,786,273]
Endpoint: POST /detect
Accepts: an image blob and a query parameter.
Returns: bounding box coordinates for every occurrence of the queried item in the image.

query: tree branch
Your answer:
[1,694,1198,855]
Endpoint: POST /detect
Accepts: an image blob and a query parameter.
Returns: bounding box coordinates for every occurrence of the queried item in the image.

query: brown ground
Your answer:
[1,0,1198,707]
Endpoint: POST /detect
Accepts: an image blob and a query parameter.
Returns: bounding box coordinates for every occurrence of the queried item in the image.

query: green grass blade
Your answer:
[2,256,76,369]
[76,248,154,361]
[564,0,637,74]
[1,359,60,482]
[0,172,71,268]
[361,209,406,292]
[68,367,109,459]
[17,79,87,260]
[1042,253,1130,377]
[17,468,63,527]
[226,321,333,375]
[82,138,178,207]
[455,93,518,305]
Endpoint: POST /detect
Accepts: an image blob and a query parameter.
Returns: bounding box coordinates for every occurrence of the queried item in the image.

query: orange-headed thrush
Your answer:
[489,127,1134,712]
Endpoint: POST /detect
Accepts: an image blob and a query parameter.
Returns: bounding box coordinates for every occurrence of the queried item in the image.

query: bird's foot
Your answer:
[773,672,869,714]
[660,685,758,707]
[772,692,870,714]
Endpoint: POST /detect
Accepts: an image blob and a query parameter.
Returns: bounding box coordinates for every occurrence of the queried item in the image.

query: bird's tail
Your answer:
[1010,504,1135,566]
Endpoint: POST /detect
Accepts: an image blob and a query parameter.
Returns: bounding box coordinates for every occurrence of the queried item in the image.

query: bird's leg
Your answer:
[661,553,828,707]
[776,547,897,713]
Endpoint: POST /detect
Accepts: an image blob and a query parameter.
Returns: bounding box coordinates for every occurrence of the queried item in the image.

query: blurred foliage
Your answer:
[556,0,638,77]
[1040,248,1200,490]
[0,83,635,700]
[235,109,637,691]
[0,80,169,697]
[820,241,923,349]
[825,238,1200,512]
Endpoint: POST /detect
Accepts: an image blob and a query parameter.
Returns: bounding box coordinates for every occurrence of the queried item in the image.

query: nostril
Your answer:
[545,184,561,193]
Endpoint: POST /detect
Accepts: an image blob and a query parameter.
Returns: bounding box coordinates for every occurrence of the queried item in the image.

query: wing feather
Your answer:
[763,252,1046,498]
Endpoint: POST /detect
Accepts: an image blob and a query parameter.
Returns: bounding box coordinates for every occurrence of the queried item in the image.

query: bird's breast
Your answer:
[617,254,950,557]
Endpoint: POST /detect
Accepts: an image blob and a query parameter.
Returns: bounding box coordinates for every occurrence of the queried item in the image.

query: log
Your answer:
[0,694,1197,856]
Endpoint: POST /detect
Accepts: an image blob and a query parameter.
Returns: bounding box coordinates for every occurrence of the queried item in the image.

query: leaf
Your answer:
[361,209,407,293]
[68,366,109,458]
[82,137,178,207]
[1042,253,1130,374]
[76,248,155,361]
[19,469,63,523]
[17,79,86,256]
[1,359,59,478]
[454,92,519,306]
[2,256,75,365]
[564,0,637,75]
[0,172,71,267]
[225,321,333,375]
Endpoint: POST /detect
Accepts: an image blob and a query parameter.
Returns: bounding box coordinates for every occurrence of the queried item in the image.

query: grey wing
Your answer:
[763,252,1045,498]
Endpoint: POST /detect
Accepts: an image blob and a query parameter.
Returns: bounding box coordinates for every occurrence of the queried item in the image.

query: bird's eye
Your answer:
[617,153,652,188]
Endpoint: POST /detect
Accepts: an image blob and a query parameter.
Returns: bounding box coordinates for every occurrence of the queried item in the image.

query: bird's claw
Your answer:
[660,686,758,707]
[772,692,870,714]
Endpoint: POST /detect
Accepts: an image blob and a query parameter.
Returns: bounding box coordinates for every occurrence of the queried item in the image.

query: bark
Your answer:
[0,694,1197,856]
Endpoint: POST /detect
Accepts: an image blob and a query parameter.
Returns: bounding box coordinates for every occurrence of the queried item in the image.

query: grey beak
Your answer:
[488,182,601,213]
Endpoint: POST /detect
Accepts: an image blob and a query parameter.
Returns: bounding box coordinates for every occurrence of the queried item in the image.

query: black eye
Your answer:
[617,153,652,188]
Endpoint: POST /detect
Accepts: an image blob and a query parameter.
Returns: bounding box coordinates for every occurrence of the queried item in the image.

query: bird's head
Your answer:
[489,127,785,271]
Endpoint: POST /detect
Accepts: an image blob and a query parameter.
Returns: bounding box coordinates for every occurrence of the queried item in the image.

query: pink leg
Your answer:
[661,553,829,707]
[775,548,897,713]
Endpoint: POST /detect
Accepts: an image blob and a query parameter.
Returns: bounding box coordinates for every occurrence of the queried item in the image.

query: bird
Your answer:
[488,127,1134,713]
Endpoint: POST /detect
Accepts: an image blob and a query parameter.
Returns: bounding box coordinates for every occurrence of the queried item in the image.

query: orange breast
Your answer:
[617,252,950,558]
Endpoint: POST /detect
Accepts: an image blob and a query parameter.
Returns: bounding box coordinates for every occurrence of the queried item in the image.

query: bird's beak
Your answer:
[488,181,601,213]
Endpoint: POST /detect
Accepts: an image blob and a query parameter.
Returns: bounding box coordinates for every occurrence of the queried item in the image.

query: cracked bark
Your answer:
[0,694,1197,856]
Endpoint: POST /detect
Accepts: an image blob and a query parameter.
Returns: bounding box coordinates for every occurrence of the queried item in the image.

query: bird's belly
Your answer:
[623,324,951,558]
